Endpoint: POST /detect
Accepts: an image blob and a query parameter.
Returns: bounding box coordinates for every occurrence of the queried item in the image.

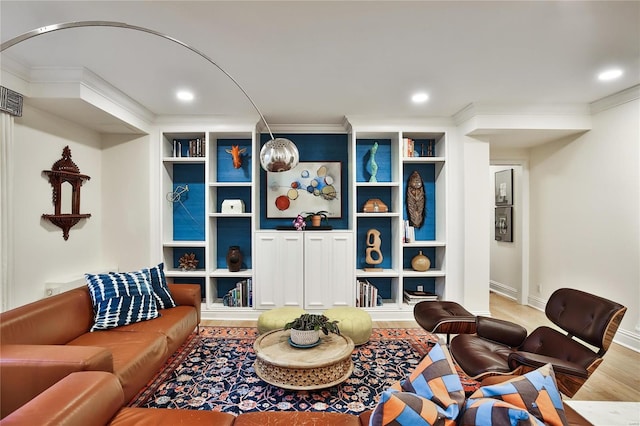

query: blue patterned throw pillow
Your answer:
[142,263,177,309]
[85,271,159,331]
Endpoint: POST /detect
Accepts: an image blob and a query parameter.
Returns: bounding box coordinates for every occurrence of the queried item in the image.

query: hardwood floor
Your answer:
[202,292,639,402]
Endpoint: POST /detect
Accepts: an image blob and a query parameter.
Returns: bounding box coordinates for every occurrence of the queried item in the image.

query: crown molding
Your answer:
[590,85,640,114]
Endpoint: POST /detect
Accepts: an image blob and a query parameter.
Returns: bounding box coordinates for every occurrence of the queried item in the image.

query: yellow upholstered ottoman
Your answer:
[257,307,307,334]
[323,307,372,345]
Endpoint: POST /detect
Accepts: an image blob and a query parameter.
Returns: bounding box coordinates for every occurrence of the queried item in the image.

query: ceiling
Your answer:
[1,1,639,142]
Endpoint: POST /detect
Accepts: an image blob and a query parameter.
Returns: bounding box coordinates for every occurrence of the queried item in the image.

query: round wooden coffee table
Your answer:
[253,328,355,390]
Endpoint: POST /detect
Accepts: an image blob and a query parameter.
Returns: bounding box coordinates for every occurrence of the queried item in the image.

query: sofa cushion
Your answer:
[461,363,568,426]
[85,271,159,331]
[142,263,177,309]
[110,408,236,426]
[68,330,168,402]
[116,306,198,354]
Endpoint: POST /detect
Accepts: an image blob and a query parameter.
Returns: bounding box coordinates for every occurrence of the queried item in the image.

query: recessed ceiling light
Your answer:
[176,90,194,101]
[598,69,623,81]
[411,92,429,103]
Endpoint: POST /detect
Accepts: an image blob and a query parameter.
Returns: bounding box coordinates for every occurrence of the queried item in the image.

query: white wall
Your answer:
[529,97,639,349]
[10,105,105,307]
[489,165,523,301]
[101,133,154,271]
[462,137,491,314]
[6,105,154,309]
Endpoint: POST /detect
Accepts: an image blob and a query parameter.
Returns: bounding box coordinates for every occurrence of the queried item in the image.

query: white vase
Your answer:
[290,329,320,346]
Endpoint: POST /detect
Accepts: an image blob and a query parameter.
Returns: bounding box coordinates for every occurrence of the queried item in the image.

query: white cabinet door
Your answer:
[254,232,304,309]
[304,232,354,310]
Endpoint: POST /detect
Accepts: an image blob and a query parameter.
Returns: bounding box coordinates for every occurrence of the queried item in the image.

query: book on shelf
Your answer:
[172,138,205,158]
[403,289,438,305]
[356,279,380,308]
[403,138,414,157]
[403,220,415,243]
[222,278,252,307]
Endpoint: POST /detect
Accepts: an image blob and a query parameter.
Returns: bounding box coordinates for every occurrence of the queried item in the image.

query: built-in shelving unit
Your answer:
[352,130,447,314]
[160,124,447,319]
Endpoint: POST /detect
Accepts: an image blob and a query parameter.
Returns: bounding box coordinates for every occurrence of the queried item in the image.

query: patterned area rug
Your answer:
[129,327,479,415]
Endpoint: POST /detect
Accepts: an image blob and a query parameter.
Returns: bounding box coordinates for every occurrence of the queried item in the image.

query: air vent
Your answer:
[0,86,23,117]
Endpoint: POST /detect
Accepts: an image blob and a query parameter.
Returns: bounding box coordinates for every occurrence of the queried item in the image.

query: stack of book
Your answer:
[403,289,438,305]
[222,278,252,307]
[356,279,379,308]
[403,220,416,243]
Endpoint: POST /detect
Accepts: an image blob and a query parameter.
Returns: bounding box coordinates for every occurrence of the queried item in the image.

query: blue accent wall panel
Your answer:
[216,217,252,269]
[356,139,392,183]
[260,133,349,229]
[356,217,393,269]
[173,164,205,241]
[216,139,252,182]
[403,164,436,240]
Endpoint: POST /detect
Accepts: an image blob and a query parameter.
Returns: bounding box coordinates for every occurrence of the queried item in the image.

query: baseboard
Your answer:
[526,295,546,311]
[489,280,518,301]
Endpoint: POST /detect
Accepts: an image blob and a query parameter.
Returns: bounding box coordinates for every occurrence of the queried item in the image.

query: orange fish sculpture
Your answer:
[225,145,247,169]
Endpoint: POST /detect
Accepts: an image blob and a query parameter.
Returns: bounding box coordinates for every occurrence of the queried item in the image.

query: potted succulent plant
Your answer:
[303,210,329,227]
[284,313,340,346]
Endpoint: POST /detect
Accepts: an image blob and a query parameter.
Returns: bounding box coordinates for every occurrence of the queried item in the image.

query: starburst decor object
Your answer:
[179,253,199,271]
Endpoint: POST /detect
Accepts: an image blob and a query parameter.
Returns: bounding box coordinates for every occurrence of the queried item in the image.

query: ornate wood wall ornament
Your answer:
[42,146,91,240]
[406,170,425,228]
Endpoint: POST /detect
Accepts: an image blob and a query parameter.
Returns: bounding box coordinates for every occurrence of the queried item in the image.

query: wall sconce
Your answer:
[1,20,299,172]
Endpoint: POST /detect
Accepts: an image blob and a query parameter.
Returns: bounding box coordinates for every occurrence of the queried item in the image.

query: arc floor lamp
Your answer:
[1,20,299,172]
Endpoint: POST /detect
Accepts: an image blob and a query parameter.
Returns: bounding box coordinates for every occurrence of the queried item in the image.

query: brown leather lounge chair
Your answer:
[449,288,626,397]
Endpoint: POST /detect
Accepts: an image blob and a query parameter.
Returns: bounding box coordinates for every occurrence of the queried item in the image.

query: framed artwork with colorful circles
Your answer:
[266,161,342,219]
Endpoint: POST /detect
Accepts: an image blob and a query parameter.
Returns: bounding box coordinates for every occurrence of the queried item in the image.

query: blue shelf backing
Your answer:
[173,163,205,241]
[172,247,206,272]
[216,139,252,182]
[216,186,252,212]
[403,247,437,270]
[402,164,436,240]
[356,187,393,214]
[364,277,393,301]
[403,277,436,294]
[356,139,392,183]
[216,217,252,269]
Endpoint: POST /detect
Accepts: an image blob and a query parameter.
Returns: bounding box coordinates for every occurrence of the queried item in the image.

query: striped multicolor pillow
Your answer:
[370,343,464,425]
[142,263,177,309]
[85,271,159,331]
[461,363,568,426]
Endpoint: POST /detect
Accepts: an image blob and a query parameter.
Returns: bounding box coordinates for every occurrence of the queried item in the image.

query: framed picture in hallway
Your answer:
[495,169,513,206]
[495,207,513,242]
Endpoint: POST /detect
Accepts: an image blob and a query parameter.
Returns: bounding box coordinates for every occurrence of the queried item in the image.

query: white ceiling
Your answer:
[1,1,639,141]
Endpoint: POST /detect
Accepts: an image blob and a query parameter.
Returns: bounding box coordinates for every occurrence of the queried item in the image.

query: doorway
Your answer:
[489,162,529,305]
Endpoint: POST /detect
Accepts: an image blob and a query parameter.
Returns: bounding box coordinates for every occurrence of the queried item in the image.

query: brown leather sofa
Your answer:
[0,284,201,419]
[0,370,592,425]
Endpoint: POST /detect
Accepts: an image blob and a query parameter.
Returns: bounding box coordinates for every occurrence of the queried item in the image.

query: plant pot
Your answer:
[290,328,320,346]
[310,215,322,227]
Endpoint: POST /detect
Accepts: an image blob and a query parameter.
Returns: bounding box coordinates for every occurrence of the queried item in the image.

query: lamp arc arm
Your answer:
[0,20,275,139]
